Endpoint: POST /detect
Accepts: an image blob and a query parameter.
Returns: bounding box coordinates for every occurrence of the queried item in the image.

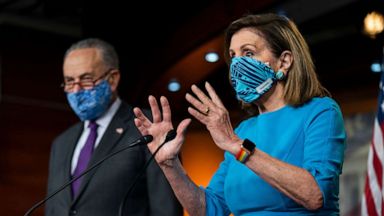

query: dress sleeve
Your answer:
[203,152,233,216]
[302,101,346,209]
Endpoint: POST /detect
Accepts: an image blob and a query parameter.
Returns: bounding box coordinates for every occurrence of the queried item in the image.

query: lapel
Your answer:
[71,102,134,205]
[63,123,84,204]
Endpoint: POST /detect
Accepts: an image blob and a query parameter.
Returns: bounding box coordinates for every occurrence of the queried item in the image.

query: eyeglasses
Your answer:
[61,69,113,93]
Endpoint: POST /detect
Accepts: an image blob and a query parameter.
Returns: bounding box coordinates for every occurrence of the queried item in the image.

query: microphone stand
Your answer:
[24,135,153,216]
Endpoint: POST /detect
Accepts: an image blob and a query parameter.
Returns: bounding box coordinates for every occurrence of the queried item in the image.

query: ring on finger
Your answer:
[204,107,210,115]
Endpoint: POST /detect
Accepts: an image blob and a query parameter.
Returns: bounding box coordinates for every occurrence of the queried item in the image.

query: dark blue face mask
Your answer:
[230,56,284,103]
[66,79,112,121]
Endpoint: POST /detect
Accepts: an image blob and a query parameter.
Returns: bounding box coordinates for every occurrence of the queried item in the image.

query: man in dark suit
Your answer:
[45,38,183,216]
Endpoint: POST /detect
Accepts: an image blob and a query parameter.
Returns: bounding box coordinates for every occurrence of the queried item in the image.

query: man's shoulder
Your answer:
[52,122,82,146]
[118,100,152,118]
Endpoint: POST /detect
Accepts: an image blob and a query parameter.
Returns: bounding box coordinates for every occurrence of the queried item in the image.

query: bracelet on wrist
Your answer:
[235,139,256,163]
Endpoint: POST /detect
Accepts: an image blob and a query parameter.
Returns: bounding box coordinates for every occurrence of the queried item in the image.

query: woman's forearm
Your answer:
[245,149,323,210]
[159,159,206,216]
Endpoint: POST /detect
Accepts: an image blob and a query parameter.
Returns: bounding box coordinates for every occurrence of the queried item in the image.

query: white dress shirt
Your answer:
[71,98,122,174]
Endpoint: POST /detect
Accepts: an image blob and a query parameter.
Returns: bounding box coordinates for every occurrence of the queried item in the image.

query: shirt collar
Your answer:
[84,97,122,129]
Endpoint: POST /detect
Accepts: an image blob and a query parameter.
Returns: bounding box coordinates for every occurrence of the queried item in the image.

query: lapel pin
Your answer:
[116,128,124,134]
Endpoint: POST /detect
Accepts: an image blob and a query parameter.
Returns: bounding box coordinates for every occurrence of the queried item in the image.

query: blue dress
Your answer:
[203,97,346,215]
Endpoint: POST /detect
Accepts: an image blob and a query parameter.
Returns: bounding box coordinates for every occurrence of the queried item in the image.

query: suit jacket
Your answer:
[45,102,183,216]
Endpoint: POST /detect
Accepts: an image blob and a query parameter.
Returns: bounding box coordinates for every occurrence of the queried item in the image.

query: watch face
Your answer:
[243,139,256,151]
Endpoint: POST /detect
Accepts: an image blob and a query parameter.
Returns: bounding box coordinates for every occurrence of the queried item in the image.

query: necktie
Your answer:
[71,121,98,198]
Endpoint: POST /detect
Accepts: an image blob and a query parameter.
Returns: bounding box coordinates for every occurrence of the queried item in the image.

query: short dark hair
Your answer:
[64,38,119,69]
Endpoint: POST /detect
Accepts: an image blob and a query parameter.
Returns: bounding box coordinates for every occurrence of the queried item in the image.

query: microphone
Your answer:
[128,134,154,147]
[24,135,153,216]
[118,129,177,216]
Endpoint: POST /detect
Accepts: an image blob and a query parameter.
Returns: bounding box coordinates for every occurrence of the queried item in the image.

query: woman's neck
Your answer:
[257,83,286,114]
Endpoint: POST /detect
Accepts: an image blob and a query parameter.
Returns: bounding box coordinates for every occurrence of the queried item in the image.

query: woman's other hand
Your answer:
[186,82,241,154]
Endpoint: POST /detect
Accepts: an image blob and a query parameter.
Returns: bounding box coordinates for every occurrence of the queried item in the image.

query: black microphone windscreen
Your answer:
[164,129,177,143]
[143,135,153,143]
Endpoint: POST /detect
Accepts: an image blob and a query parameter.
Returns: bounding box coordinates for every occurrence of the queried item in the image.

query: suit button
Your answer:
[69,209,77,215]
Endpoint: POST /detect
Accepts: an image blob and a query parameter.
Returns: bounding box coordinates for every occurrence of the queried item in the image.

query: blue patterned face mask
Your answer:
[66,80,112,121]
[230,56,283,103]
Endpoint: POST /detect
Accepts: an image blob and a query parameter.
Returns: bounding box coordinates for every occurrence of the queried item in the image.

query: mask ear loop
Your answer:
[276,70,286,80]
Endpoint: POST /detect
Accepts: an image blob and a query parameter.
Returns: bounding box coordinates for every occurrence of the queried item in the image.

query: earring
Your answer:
[276,70,285,80]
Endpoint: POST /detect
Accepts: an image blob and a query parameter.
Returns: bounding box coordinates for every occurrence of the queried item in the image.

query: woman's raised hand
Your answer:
[185,82,241,155]
[134,95,191,165]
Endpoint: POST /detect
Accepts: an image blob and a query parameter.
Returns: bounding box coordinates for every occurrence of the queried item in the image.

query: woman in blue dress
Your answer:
[133,13,346,216]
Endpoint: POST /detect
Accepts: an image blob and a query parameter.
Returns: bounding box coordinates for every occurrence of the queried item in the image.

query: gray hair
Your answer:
[64,38,119,69]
